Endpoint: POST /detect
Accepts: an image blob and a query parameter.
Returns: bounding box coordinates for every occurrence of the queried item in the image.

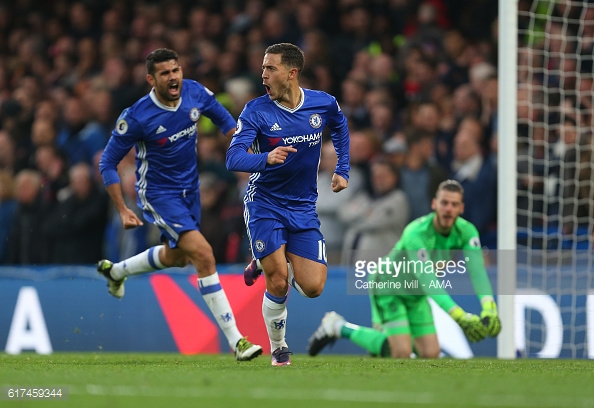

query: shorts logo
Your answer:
[255,240,265,252]
[309,113,322,129]
[116,119,128,134]
[189,107,200,122]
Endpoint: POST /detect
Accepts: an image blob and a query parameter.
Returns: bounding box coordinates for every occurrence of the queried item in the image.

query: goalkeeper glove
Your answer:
[480,300,502,337]
[450,306,488,343]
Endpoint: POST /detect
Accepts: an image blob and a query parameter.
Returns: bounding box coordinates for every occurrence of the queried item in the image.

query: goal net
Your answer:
[515,0,594,358]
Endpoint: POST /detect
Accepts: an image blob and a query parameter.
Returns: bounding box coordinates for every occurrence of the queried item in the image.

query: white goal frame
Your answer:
[497,0,518,359]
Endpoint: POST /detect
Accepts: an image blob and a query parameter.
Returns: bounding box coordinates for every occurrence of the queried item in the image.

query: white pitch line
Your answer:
[64,384,594,407]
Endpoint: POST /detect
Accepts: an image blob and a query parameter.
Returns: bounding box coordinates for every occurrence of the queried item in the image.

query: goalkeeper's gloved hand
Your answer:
[480,300,502,337]
[450,306,488,343]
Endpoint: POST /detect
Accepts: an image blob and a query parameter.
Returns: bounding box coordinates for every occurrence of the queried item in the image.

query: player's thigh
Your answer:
[260,244,289,279]
[286,251,327,291]
[176,230,216,276]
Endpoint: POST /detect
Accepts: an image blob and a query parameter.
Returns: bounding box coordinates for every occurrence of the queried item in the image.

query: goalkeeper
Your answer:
[308,179,501,358]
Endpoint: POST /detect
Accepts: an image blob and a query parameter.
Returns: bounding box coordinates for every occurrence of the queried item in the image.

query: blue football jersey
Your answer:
[100,79,236,198]
[226,88,350,209]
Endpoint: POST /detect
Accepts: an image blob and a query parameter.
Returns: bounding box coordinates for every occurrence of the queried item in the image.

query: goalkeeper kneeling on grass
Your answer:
[308,180,501,358]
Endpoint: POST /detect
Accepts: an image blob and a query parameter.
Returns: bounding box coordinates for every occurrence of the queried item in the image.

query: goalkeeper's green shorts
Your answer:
[370,294,436,338]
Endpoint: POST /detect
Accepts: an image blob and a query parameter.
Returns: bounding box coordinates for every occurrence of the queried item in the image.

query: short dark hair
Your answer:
[436,179,464,197]
[265,43,304,78]
[146,48,179,76]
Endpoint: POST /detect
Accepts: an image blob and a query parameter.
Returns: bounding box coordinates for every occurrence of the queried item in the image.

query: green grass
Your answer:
[1,353,593,408]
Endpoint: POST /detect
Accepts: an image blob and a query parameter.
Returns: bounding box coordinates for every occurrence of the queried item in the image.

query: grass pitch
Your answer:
[1,353,593,408]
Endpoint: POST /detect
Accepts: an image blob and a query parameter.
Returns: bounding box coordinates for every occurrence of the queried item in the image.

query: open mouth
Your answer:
[263,84,271,94]
[169,82,180,95]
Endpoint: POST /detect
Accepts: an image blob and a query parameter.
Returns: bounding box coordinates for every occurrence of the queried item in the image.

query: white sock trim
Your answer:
[198,272,220,287]
[152,245,165,269]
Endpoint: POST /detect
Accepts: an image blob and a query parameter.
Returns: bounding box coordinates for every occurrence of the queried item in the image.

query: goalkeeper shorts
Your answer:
[370,294,436,338]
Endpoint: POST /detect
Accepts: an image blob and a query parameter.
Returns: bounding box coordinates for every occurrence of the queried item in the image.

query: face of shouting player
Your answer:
[262,53,296,105]
[431,189,464,235]
[147,59,183,107]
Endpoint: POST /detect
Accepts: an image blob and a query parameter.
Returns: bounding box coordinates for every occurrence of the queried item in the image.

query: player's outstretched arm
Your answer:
[480,299,502,337]
[449,306,488,343]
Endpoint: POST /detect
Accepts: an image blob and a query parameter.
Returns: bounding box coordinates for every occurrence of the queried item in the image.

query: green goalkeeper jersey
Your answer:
[381,212,494,313]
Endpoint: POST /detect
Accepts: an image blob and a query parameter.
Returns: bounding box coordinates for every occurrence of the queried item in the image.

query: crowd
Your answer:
[0,0,540,266]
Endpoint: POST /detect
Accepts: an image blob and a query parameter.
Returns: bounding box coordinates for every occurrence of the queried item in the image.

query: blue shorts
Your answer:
[244,200,327,265]
[141,191,201,249]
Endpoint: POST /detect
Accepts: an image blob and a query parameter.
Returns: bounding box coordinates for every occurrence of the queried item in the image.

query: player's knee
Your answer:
[299,274,326,298]
[419,346,440,359]
[389,341,412,358]
[268,273,289,295]
[301,282,325,298]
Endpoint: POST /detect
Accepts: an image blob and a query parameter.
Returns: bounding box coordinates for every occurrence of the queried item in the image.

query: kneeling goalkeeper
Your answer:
[308,179,501,358]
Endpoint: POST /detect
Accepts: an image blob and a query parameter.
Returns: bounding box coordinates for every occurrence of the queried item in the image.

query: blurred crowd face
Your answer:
[371,161,397,196]
[31,118,56,147]
[15,170,41,204]
[453,131,479,162]
[69,163,92,200]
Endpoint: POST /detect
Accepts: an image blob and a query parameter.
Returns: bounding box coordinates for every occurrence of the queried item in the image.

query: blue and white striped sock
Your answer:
[263,291,288,351]
[199,272,242,350]
[111,245,165,280]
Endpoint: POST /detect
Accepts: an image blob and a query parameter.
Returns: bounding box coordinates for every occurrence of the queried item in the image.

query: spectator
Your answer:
[317,140,365,264]
[6,169,51,264]
[400,128,447,222]
[450,127,497,247]
[55,95,108,166]
[339,159,410,265]
[43,162,108,264]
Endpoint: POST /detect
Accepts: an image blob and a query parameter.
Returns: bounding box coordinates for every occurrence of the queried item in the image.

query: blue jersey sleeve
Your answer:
[196,82,237,135]
[327,98,350,180]
[99,110,141,187]
[226,107,268,173]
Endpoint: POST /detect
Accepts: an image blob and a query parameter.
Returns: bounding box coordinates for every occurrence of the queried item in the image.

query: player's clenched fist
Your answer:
[267,145,298,165]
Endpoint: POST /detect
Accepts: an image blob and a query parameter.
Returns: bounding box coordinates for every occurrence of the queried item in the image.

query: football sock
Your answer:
[198,272,242,350]
[287,261,309,298]
[341,323,390,357]
[262,291,288,351]
[110,245,165,280]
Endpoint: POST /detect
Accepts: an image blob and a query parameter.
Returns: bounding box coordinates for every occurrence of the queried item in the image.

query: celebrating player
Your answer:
[97,48,262,361]
[226,43,350,366]
[308,179,501,358]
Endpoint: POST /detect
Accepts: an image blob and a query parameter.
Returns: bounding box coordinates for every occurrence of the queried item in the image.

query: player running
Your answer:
[226,43,350,365]
[98,48,262,361]
[308,180,501,358]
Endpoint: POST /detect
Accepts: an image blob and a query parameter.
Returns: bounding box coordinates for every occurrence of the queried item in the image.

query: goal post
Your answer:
[507,0,594,359]
[497,0,518,359]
